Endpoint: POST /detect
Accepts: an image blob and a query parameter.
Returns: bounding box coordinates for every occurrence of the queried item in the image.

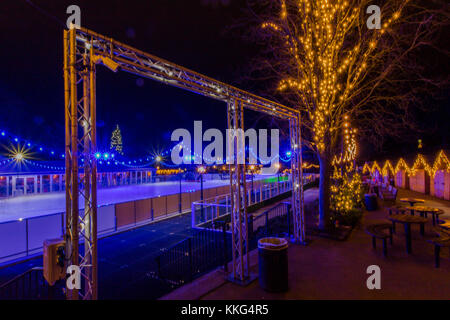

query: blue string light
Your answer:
[0,128,295,169]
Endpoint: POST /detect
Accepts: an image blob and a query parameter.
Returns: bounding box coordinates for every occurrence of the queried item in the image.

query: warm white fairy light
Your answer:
[261,0,406,154]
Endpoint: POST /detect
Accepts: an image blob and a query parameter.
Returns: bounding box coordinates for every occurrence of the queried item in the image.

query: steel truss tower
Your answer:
[63,29,98,300]
[63,26,304,298]
[227,100,250,283]
[289,116,305,243]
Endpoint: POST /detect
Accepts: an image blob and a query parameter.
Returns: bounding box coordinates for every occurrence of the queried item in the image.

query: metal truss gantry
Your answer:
[289,116,305,243]
[227,100,250,283]
[64,29,98,300]
[63,26,305,297]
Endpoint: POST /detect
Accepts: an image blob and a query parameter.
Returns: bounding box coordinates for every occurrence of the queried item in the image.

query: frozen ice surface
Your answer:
[0,176,278,223]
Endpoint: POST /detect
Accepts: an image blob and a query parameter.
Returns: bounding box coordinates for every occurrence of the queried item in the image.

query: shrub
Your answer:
[333,208,363,227]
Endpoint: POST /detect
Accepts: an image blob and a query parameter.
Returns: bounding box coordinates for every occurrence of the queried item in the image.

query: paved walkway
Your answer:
[171,188,450,300]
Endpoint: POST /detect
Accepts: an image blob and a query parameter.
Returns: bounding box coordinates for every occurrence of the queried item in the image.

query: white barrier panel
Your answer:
[98,205,116,235]
[0,220,27,263]
[27,214,63,254]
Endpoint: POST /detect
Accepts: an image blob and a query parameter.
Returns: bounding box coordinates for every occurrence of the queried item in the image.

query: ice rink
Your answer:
[0,176,278,223]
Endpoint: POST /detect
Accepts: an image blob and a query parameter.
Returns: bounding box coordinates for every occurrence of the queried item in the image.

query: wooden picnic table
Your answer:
[399,198,425,206]
[388,214,428,254]
[405,206,444,225]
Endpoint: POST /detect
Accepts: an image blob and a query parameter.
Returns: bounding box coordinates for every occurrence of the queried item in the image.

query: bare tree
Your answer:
[240,0,449,230]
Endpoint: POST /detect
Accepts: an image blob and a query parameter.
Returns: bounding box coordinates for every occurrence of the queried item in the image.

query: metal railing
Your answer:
[155,224,231,287]
[190,174,318,229]
[154,201,293,289]
[0,267,65,300]
[248,202,291,250]
[191,178,294,228]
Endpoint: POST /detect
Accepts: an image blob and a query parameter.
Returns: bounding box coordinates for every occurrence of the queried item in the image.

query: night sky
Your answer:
[0,0,448,162]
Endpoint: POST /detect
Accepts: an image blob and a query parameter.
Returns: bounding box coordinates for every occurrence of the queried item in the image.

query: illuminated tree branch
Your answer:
[239,0,448,229]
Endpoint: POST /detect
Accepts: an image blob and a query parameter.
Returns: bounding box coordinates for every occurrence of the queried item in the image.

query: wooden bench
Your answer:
[427,227,450,268]
[432,209,445,226]
[365,223,393,257]
[420,208,444,225]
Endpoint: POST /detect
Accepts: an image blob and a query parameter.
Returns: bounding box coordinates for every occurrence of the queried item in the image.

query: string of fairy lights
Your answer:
[363,150,450,178]
[0,128,317,171]
[262,0,406,161]
[332,115,357,166]
[330,115,362,213]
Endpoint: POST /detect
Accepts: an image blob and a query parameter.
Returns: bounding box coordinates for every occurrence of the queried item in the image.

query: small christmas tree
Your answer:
[110,124,123,155]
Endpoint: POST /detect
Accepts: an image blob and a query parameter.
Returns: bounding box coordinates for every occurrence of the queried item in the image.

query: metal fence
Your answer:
[155,224,231,287]
[191,178,294,228]
[0,267,65,300]
[248,202,291,250]
[154,201,293,289]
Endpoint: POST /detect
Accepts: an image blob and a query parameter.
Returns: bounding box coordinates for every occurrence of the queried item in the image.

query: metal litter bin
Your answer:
[364,193,378,211]
[258,237,288,292]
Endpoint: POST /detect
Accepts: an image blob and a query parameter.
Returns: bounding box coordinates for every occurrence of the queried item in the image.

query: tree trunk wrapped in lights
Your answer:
[244,0,447,230]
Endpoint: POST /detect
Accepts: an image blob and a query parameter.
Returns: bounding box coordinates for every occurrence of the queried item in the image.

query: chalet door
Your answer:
[434,170,444,198]
[396,171,403,187]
